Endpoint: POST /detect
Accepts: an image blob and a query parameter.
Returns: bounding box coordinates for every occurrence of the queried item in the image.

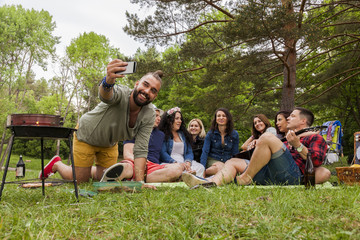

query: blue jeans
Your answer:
[251,144,302,185]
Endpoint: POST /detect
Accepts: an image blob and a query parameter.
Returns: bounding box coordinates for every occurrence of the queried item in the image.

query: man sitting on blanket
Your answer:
[182,107,329,188]
[101,107,184,183]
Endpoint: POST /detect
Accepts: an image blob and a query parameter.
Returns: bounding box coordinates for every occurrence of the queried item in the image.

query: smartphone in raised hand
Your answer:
[116,61,137,75]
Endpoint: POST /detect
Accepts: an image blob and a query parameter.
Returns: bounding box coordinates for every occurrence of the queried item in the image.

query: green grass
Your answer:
[0,155,360,239]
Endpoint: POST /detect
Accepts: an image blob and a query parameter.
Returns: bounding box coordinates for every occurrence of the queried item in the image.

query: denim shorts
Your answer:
[251,144,302,185]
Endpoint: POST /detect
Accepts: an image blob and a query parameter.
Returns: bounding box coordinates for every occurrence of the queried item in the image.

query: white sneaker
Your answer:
[181,172,209,188]
[100,163,126,182]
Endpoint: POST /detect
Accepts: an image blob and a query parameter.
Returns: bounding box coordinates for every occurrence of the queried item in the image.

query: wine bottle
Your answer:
[304,152,315,188]
[15,155,25,178]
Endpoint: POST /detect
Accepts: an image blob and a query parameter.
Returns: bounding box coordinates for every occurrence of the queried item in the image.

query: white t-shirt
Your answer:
[171,141,185,163]
[266,127,277,135]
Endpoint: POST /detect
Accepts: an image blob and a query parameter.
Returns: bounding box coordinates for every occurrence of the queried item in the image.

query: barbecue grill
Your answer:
[0,114,78,200]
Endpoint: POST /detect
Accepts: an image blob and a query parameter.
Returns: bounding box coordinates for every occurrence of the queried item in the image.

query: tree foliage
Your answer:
[1,2,359,158]
[124,0,359,109]
[66,32,120,113]
[0,5,59,102]
[0,5,61,159]
[124,0,360,153]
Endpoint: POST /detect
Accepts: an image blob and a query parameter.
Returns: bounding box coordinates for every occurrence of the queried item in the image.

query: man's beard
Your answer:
[133,88,151,107]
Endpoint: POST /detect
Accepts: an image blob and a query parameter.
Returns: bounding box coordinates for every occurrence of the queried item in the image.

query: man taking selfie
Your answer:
[40,59,163,183]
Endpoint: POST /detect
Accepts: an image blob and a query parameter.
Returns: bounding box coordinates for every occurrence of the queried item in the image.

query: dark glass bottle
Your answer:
[16,155,25,178]
[304,152,315,188]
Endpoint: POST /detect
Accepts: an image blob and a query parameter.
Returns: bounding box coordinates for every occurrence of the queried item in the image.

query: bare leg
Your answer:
[91,165,106,181]
[53,162,92,183]
[91,166,97,179]
[146,164,183,183]
[117,163,134,180]
[237,133,283,185]
[210,158,248,186]
[205,162,225,177]
[315,166,331,184]
[54,162,134,183]
[101,163,134,181]
[91,163,135,181]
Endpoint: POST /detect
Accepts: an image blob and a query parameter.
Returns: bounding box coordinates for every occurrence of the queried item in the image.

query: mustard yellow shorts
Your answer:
[73,132,118,168]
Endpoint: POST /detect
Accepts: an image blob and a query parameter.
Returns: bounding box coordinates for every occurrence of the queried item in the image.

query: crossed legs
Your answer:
[211,158,248,185]
[206,133,284,186]
[205,161,225,177]
[202,132,331,186]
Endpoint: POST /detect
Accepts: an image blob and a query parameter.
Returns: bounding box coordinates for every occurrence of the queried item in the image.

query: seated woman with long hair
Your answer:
[275,110,291,139]
[200,108,239,176]
[241,114,276,151]
[187,118,206,163]
[274,110,331,184]
[159,107,205,177]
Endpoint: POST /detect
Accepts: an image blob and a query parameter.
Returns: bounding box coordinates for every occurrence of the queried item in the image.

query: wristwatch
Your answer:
[296,143,304,153]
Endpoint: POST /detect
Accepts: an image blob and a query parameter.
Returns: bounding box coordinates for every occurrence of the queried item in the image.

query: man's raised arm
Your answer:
[99,59,128,100]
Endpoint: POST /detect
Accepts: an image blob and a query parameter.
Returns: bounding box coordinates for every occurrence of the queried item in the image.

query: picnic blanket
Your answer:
[147,181,337,189]
[93,181,142,192]
[70,181,338,198]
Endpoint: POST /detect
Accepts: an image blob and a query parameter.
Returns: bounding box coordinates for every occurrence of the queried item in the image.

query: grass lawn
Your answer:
[0,154,360,239]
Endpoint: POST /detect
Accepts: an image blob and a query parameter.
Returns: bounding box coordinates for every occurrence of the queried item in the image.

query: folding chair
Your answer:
[320,120,343,164]
[354,132,360,164]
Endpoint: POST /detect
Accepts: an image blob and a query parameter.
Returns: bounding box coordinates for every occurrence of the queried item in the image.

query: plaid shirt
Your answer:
[285,134,327,174]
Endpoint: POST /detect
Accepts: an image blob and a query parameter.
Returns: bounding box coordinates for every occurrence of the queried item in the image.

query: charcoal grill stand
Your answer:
[0,126,78,201]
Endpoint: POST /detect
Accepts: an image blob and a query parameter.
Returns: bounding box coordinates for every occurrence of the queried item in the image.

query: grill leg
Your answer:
[0,135,14,200]
[41,138,45,196]
[69,136,78,201]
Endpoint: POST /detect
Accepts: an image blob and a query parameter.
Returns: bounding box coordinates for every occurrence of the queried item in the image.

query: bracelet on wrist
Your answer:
[101,76,115,91]
[296,143,304,153]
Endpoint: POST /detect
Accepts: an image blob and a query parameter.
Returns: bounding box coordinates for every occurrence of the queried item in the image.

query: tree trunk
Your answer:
[281,48,296,111]
[19,53,34,109]
[280,0,296,111]
[0,124,7,162]
[0,137,11,169]
[56,139,61,156]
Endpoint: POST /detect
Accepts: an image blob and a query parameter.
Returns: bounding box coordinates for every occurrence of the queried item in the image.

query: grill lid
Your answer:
[8,114,64,127]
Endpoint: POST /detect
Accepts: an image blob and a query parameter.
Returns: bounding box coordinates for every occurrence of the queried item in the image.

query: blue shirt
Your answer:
[200,129,240,167]
[160,131,194,164]
[123,128,165,164]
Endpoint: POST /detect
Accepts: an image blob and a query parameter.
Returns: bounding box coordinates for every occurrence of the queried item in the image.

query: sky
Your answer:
[0,0,151,79]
